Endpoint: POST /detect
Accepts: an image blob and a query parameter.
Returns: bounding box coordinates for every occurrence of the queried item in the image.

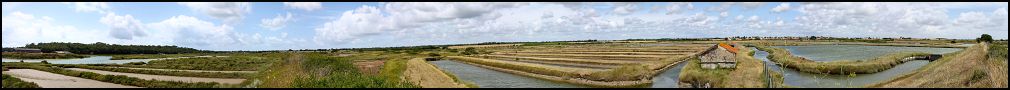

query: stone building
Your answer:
[699,43,739,69]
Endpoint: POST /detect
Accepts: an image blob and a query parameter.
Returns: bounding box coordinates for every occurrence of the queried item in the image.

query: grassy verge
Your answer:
[54,64,251,78]
[115,57,270,71]
[290,53,419,88]
[867,43,1004,88]
[677,45,767,88]
[2,53,89,59]
[109,54,202,60]
[3,62,223,88]
[2,74,41,88]
[752,45,933,74]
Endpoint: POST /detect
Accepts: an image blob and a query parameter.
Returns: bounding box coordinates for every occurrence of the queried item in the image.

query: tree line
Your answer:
[20,42,203,54]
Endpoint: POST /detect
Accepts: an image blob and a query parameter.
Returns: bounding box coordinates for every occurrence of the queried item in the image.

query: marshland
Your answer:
[3,36,1007,88]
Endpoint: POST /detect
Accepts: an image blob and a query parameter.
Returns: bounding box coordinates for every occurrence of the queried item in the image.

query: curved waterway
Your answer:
[779,45,961,62]
[2,56,156,64]
[751,45,962,88]
[430,60,690,88]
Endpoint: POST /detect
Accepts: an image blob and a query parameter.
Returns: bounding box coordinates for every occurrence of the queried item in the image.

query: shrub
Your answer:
[3,74,41,88]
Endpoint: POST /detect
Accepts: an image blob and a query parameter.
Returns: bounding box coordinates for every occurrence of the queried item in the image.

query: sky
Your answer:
[2,2,1008,51]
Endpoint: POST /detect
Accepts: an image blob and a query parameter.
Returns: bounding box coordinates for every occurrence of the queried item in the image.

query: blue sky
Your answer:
[2,2,1007,51]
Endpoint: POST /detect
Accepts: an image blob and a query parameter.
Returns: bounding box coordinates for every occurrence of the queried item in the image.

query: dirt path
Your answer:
[3,69,140,88]
[403,58,468,88]
[113,67,256,73]
[66,68,246,84]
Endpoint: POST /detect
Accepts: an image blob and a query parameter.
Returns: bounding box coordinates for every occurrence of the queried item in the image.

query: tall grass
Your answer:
[118,57,271,71]
[55,64,251,78]
[291,53,418,88]
[110,54,202,60]
[2,74,41,88]
[752,45,933,74]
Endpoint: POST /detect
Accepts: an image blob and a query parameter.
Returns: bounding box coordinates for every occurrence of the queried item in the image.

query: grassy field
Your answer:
[2,74,41,88]
[3,62,225,88]
[2,53,90,59]
[752,45,934,74]
[255,52,420,88]
[109,54,203,60]
[113,57,271,71]
[677,45,767,88]
[869,43,1007,88]
[55,64,251,78]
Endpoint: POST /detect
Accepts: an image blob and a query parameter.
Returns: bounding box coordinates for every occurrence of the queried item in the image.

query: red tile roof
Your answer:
[719,43,738,54]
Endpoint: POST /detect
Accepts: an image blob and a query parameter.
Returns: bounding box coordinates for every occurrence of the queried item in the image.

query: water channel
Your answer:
[751,45,962,88]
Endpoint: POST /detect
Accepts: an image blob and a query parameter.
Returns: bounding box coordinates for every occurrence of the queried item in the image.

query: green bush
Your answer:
[289,54,419,88]
[3,74,41,88]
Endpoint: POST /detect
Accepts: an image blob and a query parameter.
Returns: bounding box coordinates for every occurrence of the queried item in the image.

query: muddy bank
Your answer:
[65,68,246,84]
[3,69,140,88]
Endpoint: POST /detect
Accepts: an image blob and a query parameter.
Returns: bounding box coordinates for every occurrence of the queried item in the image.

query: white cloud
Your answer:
[178,2,251,25]
[738,2,766,9]
[100,13,147,40]
[612,3,639,15]
[2,12,107,47]
[314,5,390,45]
[63,2,111,14]
[719,12,729,17]
[772,3,791,13]
[666,2,694,15]
[260,12,293,31]
[146,15,239,47]
[314,3,530,44]
[283,2,322,11]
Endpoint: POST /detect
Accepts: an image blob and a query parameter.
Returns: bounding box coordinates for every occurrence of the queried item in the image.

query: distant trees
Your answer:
[22,42,202,54]
[978,34,994,43]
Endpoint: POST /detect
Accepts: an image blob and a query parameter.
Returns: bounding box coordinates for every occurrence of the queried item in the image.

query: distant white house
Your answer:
[54,51,74,54]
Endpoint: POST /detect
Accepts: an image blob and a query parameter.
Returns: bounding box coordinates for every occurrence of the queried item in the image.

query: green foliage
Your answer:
[1,53,90,59]
[3,74,41,88]
[110,54,202,60]
[125,62,147,65]
[40,60,50,64]
[289,54,419,88]
[587,65,650,81]
[977,34,994,43]
[22,42,201,54]
[58,64,251,79]
[119,57,270,71]
[5,63,220,88]
[462,47,478,55]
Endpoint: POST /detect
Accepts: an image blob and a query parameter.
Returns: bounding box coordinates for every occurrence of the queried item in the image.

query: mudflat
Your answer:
[66,68,246,84]
[3,69,140,88]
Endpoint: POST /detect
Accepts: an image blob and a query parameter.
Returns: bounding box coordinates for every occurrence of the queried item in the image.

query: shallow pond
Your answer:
[429,60,591,88]
[2,56,157,64]
[779,45,961,62]
[751,45,961,88]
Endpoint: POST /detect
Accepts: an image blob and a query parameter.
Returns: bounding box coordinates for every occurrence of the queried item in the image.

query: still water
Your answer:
[2,56,158,64]
[751,45,961,88]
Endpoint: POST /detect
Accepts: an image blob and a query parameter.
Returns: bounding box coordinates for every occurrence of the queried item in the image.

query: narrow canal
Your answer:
[750,45,961,88]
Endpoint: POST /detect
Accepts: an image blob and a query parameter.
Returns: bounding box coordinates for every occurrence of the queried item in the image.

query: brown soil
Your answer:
[354,60,385,75]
